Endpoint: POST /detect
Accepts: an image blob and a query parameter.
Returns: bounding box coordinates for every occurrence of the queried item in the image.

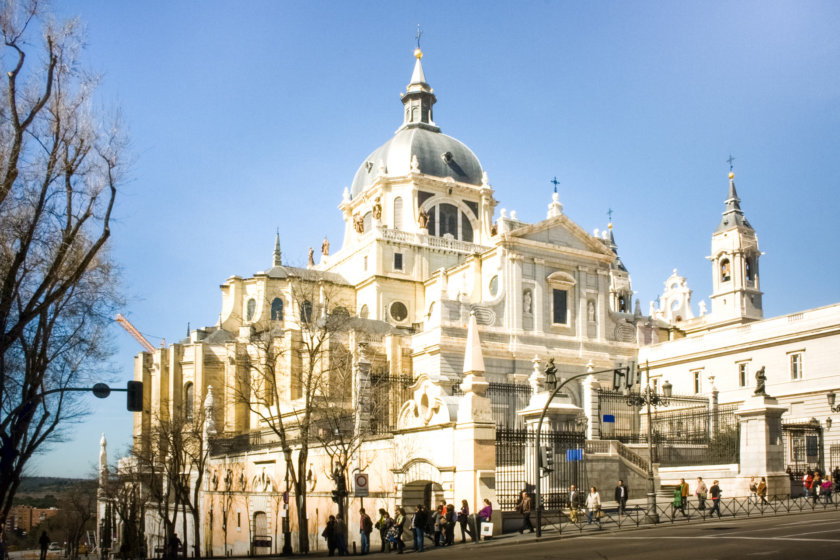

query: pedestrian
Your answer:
[335,514,349,556]
[444,504,456,546]
[757,477,768,505]
[393,507,406,554]
[411,504,426,552]
[322,515,337,557]
[695,477,708,511]
[833,467,840,492]
[568,484,582,523]
[375,510,392,553]
[359,507,373,555]
[821,476,833,503]
[39,531,50,560]
[477,498,492,541]
[812,472,822,505]
[166,534,180,560]
[709,480,722,518]
[0,522,7,560]
[614,480,628,516]
[458,499,472,543]
[748,477,758,504]
[515,491,534,533]
[803,470,813,499]
[585,486,602,527]
[432,505,444,546]
[679,478,689,516]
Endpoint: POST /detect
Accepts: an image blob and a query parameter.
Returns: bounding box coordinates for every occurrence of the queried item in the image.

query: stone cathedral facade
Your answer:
[99,48,840,556]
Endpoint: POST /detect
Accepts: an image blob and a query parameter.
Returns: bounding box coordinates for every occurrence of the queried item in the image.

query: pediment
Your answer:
[509,215,614,258]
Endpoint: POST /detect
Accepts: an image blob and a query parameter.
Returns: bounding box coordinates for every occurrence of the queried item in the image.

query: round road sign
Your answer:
[92,383,111,399]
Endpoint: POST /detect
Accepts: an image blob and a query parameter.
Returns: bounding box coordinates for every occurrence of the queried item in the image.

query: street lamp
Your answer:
[624,361,672,524]
[827,390,840,413]
[282,446,293,556]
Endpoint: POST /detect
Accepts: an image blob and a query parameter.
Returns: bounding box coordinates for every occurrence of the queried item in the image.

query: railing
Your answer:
[378,226,488,254]
[453,381,532,428]
[536,493,840,535]
[584,440,650,474]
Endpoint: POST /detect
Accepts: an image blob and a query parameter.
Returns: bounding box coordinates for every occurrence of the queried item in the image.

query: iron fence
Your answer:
[652,403,740,466]
[782,421,823,475]
[453,381,532,428]
[495,427,587,512]
[597,389,709,443]
[369,373,414,435]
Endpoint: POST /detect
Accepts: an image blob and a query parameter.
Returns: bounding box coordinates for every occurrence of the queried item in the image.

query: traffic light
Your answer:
[539,445,554,474]
[612,367,626,391]
[126,380,143,412]
[627,361,637,388]
[331,490,339,503]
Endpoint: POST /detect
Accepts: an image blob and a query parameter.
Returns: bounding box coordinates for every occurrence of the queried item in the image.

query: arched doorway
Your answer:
[401,480,444,515]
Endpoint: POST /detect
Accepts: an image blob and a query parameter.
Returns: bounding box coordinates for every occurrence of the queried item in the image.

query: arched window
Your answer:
[359,304,369,319]
[393,197,403,230]
[300,300,313,323]
[746,257,754,281]
[720,259,731,282]
[184,382,194,422]
[271,298,284,321]
[424,202,476,242]
[246,298,256,321]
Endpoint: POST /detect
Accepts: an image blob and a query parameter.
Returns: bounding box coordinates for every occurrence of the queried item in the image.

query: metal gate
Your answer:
[495,427,586,512]
[782,420,823,475]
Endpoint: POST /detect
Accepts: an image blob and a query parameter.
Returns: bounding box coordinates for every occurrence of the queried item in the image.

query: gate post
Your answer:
[736,390,789,497]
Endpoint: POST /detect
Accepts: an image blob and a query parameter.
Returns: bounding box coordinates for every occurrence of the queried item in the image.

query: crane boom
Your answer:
[115,313,157,354]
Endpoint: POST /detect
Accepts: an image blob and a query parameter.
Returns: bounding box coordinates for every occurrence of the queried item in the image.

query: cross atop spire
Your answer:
[727,154,736,172]
[416,24,422,49]
[607,208,614,223]
[550,176,560,193]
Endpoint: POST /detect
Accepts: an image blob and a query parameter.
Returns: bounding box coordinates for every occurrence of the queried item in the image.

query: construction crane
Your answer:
[115,313,161,354]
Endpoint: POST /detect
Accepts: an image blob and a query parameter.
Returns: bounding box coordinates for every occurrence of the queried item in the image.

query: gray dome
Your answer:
[350,126,484,198]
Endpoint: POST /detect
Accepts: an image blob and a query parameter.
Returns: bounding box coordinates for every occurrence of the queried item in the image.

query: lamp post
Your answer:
[282,446,293,556]
[827,390,840,413]
[625,361,672,524]
[534,361,621,537]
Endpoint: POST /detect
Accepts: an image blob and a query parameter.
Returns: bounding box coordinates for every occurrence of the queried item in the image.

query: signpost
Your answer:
[354,473,369,497]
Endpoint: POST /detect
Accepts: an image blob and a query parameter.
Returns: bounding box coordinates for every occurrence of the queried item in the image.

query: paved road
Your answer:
[409,510,840,560]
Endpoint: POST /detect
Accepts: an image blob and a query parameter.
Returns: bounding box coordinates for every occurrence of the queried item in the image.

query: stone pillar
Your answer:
[454,312,496,526]
[582,374,600,440]
[354,344,373,437]
[736,394,789,497]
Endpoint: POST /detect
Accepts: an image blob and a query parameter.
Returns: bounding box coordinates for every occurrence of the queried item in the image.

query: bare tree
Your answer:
[0,0,124,524]
[233,279,354,553]
[100,462,147,560]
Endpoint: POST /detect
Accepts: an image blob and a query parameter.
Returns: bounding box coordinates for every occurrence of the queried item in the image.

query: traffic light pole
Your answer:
[534,366,621,538]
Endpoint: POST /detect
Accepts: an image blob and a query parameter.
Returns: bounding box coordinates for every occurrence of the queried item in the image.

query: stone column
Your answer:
[582,374,600,440]
[736,394,788,497]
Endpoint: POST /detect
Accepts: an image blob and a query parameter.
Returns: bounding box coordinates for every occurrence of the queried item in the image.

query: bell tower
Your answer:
[708,169,763,325]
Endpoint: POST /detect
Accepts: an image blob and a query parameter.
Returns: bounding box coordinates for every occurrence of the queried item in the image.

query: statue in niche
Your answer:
[418,208,429,229]
[544,358,557,390]
[588,300,596,322]
[372,196,382,220]
[321,236,330,256]
[490,223,498,237]
[308,247,315,267]
[523,290,532,314]
[754,366,767,396]
[353,213,365,233]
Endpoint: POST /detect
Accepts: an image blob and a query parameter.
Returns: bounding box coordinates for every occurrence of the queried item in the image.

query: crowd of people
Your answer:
[321,499,494,556]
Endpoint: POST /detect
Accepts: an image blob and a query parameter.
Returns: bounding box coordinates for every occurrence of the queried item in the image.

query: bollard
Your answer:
[352,542,356,555]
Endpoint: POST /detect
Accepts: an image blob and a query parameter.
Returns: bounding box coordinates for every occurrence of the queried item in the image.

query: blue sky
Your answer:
[30,0,840,477]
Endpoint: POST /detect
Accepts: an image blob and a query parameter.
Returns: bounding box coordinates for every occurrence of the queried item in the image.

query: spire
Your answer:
[273,230,282,266]
[98,433,108,492]
[716,170,753,232]
[607,221,628,272]
[400,48,439,131]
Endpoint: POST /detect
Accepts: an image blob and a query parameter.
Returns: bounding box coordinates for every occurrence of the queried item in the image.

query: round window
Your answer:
[489,275,499,297]
[390,301,408,322]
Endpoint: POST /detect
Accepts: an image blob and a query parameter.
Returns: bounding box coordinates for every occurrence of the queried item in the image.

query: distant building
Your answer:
[8,505,59,533]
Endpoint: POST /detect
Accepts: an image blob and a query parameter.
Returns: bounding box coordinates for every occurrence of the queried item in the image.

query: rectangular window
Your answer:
[738,362,749,387]
[363,255,368,271]
[552,289,568,325]
[394,252,403,271]
[693,371,702,394]
[790,353,802,380]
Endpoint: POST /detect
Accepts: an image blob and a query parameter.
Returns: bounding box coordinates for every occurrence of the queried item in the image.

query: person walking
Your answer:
[375,510,392,553]
[166,534,180,560]
[359,507,373,555]
[515,491,534,533]
[803,471,813,499]
[477,498,492,541]
[757,477,769,505]
[696,477,708,511]
[614,480,629,516]
[709,481,722,518]
[393,507,406,554]
[411,504,426,552]
[335,514,348,556]
[458,499,472,543]
[444,504,456,546]
[322,515,338,557]
[585,487,602,527]
[679,478,690,516]
[821,476,833,503]
[812,472,822,505]
[568,484,582,523]
[748,477,758,504]
[39,532,51,560]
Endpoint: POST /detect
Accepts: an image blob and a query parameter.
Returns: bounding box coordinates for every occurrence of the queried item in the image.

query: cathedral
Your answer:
[99,47,840,556]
